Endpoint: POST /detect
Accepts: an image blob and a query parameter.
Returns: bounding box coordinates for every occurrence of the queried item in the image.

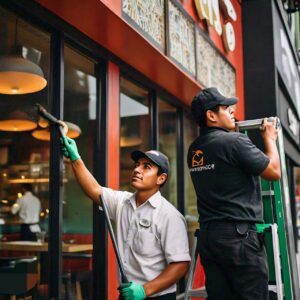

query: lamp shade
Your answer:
[31,121,81,141]
[0,56,47,94]
[0,110,37,131]
[120,136,142,148]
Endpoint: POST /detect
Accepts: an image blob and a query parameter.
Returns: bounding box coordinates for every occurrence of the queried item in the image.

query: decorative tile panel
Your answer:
[168,1,196,75]
[122,0,165,49]
[196,30,236,97]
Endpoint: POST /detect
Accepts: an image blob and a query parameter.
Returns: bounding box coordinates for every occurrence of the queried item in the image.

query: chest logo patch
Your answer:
[192,150,204,167]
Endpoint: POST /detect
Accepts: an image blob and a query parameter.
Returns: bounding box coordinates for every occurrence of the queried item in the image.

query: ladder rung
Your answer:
[268,285,277,293]
[261,190,275,196]
[186,287,207,297]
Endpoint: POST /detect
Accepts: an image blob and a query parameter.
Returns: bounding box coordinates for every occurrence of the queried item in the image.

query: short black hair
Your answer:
[21,183,33,192]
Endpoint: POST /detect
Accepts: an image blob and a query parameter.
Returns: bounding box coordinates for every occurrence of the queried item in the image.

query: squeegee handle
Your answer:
[36,103,66,137]
[100,196,129,283]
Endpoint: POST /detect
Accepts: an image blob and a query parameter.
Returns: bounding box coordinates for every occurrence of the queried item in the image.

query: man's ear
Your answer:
[206,110,217,124]
[157,173,167,186]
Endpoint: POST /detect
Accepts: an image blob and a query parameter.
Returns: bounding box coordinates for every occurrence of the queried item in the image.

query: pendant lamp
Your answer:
[0,110,37,131]
[31,121,82,141]
[0,18,47,95]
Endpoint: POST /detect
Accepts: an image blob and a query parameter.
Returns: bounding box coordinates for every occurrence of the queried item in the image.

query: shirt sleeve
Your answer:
[100,187,131,221]
[11,198,22,215]
[231,134,270,176]
[160,213,191,264]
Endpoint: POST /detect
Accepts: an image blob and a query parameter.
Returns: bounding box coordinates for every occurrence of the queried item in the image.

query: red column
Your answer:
[107,61,120,299]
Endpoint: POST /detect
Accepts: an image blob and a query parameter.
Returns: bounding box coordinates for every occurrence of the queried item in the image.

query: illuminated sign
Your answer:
[194,0,237,51]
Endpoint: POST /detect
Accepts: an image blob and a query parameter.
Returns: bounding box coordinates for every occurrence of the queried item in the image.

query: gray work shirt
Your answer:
[101,187,191,297]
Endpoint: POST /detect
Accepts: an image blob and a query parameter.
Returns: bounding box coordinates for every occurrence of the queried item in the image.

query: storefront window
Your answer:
[62,45,96,298]
[183,113,199,246]
[0,7,50,244]
[119,78,150,191]
[63,45,96,232]
[158,99,178,207]
[0,8,51,297]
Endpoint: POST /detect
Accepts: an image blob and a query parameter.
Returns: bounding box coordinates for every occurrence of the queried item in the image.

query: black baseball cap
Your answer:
[191,87,238,122]
[131,150,169,174]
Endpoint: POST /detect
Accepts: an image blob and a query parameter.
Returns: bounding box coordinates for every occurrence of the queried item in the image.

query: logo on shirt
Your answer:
[192,150,204,167]
[190,149,215,172]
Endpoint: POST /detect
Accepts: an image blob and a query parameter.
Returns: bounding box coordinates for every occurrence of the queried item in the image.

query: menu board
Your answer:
[122,0,165,49]
[196,30,236,97]
[168,1,196,76]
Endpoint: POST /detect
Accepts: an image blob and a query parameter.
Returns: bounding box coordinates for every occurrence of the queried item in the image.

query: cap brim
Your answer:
[131,150,147,162]
[131,150,168,174]
[220,97,238,106]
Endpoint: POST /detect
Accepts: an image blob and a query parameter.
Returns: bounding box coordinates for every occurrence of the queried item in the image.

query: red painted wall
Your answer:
[35,0,243,118]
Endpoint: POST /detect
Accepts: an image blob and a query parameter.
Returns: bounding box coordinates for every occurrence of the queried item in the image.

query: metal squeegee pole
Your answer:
[100,196,129,284]
[236,117,281,131]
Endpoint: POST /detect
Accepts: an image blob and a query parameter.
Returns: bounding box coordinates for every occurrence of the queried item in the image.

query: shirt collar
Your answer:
[201,126,229,135]
[126,191,162,209]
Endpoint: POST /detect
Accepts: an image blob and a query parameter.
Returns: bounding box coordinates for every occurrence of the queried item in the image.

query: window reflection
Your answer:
[0,8,50,296]
[62,45,96,299]
[120,78,150,191]
[158,99,178,207]
[63,46,96,232]
[0,7,50,241]
[183,112,199,249]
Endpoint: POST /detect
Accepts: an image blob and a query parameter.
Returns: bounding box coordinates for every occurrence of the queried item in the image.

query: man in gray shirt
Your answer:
[61,138,190,300]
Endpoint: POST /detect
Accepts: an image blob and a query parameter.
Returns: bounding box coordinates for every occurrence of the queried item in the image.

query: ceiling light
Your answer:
[0,18,47,95]
[31,121,82,141]
[0,110,37,131]
[0,56,47,94]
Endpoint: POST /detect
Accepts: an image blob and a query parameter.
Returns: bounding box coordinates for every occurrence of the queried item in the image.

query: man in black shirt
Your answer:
[187,87,281,300]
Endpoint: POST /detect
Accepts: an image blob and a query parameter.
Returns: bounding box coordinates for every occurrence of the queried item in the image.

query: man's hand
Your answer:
[261,117,278,142]
[118,282,146,300]
[60,136,81,161]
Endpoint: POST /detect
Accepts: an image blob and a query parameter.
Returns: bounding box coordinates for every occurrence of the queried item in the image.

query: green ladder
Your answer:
[236,118,299,300]
[184,118,299,300]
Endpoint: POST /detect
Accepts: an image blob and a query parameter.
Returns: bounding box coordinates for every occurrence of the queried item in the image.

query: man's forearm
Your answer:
[262,137,281,180]
[71,159,102,204]
[143,261,189,297]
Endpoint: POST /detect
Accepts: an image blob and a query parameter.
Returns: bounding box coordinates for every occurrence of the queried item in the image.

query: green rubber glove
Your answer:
[60,136,81,161]
[118,282,146,300]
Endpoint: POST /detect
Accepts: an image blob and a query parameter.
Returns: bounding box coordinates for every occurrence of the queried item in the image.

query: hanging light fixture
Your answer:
[31,121,82,141]
[0,110,37,131]
[0,18,47,95]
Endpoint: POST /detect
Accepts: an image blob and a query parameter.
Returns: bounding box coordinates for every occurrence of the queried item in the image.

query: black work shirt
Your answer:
[187,127,270,224]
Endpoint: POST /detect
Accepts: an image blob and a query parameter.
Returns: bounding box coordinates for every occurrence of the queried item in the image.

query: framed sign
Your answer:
[196,29,236,97]
[168,0,196,76]
[122,0,165,50]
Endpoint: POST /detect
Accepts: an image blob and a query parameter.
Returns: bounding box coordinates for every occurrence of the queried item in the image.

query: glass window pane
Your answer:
[183,112,199,247]
[62,45,96,299]
[0,6,50,290]
[63,46,96,232]
[158,99,178,207]
[120,78,150,191]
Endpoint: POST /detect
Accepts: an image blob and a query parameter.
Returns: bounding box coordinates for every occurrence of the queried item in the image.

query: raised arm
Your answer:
[260,117,281,181]
[61,136,102,205]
